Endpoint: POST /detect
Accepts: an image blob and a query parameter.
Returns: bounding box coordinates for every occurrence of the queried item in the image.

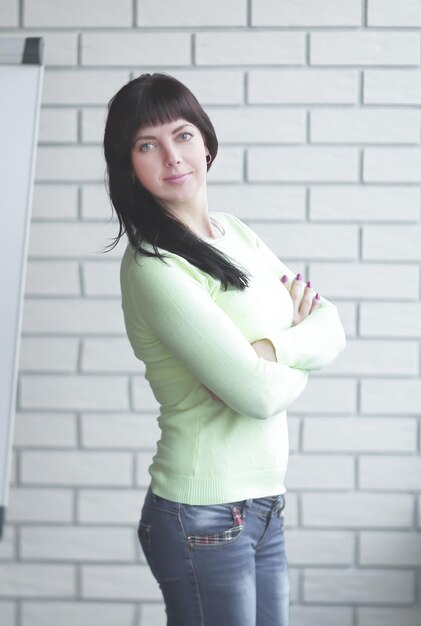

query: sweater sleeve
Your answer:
[123,253,309,421]
[227,215,347,371]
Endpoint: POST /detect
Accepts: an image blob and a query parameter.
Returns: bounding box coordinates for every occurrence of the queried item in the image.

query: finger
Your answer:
[289,273,304,309]
[299,282,314,317]
[310,292,322,313]
[280,274,289,289]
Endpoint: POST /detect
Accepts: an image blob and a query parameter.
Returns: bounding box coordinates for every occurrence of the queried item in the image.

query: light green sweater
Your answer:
[120,211,346,505]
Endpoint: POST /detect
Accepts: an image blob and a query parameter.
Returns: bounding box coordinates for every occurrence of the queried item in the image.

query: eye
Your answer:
[139,142,155,152]
[178,131,193,142]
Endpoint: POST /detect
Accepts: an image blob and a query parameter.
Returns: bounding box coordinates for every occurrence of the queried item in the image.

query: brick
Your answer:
[39,108,78,143]
[369,0,421,26]
[21,527,135,561]
[22,299,125,334]
[252,224,358,260]
[35,146,104,182]
[365,70,421,105]
[364,148,421,183]
[42,70,129,105]
[288,416,300,452]
[291,378,357,414]
[8,488,73,522]
[283,492,298,527]
[32,184,77,219]
[321,340,418,376]
[24,0,131,27]
[252,0,361,26]
[308,263,418,299]
[81,108,106,144]
[19,337,79,371]
[310,186,420,222]
[303,417,417,453]
[208,107,305,144]
[0,0,18,26]
[81,33,191,66]
[360,456,421,490]
[290,606,353,626]
[22,602,135,626]
[311,109,419,144]
[285,529,354,565]
[208,186,305,221]
[248,147,358,182]
[132,376,166,413]
[138,0,246,26]
[302,492,412,528]
[136,452,154,487]
[20,375,128,411]
[361,303,421,338]
[0,564,75,598]
[0,527,15,560]
[35,32,78,66]
[13,414,77,447]
[311,32,419,66]
[361,380,421,415]
[78,489,146,523]
[81,414,159,449]
[335,302,357,338]
[82,338,141,372]
[82,262,121,297]
[139,604,166,626]
[25,261,80,296]
[172,70,244,105]
[304,568,414,603]
[286,454,354,489]
[248,69,358,104]
[28,221,126,259]
[360,531,421,566]
[82,565,161,600]
[21,451,132,486]
[0,602,15,626]
[82,184,114,220]
[359,608,421,626]
[196,32,304,66]
[207,147,244,182]
[363,225,421,261]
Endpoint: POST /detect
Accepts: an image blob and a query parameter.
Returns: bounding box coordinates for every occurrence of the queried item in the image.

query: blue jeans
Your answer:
[138,488,289,626]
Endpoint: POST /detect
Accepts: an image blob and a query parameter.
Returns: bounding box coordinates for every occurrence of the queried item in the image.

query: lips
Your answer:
[163,173,191,184]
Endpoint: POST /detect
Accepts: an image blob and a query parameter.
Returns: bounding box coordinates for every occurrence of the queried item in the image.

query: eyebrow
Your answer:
[133,123,193,144]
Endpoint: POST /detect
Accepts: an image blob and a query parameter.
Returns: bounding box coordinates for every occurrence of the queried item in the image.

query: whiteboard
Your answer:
[0,37,44,539]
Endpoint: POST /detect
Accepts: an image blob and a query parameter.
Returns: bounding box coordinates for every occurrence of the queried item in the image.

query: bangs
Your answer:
[128,77,202,146]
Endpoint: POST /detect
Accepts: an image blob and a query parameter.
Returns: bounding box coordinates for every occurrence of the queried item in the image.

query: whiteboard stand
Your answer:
[0,37,44,540]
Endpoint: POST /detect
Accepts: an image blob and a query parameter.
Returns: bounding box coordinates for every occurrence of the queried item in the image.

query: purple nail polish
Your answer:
[295,273,302,281]
[306,280,311,288]
[315,292,320,300]
[281,275,288,284]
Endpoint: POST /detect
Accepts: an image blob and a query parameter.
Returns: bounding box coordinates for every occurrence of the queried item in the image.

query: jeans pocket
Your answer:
[183,504,245,548]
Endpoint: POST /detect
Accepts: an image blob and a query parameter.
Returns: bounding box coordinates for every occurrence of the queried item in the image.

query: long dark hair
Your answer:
[103,73,250,291]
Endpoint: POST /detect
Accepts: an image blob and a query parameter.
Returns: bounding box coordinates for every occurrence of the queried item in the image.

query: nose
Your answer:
[164,145,181,167]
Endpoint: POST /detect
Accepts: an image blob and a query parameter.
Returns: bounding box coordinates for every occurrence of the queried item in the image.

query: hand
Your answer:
[250,338,277,362]
[206,338,277,401]
[281,273,321,327]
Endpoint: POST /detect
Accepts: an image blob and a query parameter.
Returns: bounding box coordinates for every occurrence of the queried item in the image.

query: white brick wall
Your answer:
[1,1,420,624]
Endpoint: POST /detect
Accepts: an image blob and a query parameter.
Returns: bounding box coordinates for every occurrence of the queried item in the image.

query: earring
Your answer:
[131,173,136,183]
[206,154,212,165]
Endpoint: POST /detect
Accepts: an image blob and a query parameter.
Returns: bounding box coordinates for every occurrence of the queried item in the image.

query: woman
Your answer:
[103,73,346,626]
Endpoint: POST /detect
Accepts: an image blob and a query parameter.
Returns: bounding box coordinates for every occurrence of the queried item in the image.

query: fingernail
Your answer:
[295,273,302,281]
[306,280,312,288]
[281,275,288,284]
[315,292,320,300]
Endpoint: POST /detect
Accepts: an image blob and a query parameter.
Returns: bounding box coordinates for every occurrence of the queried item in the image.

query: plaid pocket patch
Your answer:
[187,506,244,546]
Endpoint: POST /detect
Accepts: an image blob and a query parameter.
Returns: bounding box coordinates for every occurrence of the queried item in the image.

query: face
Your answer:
[131,118,209,211]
